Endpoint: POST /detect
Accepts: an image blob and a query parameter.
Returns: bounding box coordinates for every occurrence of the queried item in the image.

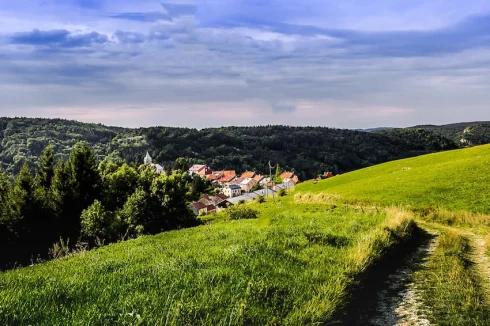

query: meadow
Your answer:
[299,144,490,214]
[0,197,415,325]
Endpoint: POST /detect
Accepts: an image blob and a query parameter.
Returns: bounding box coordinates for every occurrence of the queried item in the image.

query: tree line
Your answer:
[0,142,209,269]
[0,118,461,179]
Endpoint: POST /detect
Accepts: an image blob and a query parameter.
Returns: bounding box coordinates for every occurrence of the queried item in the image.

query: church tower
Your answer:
[144,152,152,165]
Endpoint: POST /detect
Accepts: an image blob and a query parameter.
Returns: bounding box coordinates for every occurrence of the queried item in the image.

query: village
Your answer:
[144,152,336,216]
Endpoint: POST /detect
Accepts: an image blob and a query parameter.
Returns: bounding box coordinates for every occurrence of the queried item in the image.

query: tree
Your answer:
[173,157,189,172]
[100,162,139,211]
[36,145,55,190]
[117,188,152,238]
[275,164,283,183]
[150,173,197,232]
[80,200,115,245]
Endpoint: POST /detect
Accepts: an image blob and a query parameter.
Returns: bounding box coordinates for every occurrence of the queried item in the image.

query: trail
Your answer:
[338,231,437,326]
[362,236,437,326]
[468,234,490,305]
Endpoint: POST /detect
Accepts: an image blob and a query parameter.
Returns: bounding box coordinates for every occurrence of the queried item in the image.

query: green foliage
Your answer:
[80,200,115,244]
[0,117,464,179]
[224,205,259,220]
[278,188,287,197]
[257,195,266,203]
[173,157,190,172]
[0,142,200,268]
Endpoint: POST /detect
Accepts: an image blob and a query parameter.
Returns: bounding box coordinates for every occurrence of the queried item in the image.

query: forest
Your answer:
[0,142,212,269]
[0,117,466,180]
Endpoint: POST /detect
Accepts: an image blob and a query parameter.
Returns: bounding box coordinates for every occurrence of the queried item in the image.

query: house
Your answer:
[241,178,258,193]
[280,171,301,184]
[325,172,334,178]
[198,194,229,208]
[223,184,242,198]
[260,177,272,187]
[208,170,237,185]
[240,171,256,179]
[190,202,218,216]
[189,164,213,177]
[190,202,207,215]
[144,152,164,175]
[253,174,265,183]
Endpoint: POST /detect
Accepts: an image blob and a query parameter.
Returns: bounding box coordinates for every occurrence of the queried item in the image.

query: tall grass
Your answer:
[414,231,490,325]
[0,198,415,325]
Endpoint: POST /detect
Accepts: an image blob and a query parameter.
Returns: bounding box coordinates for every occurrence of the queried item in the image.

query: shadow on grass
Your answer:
[331,227,435,326]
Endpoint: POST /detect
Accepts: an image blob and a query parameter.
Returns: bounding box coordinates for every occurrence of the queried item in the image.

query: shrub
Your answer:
[278,189,287,197]
[225,206,259,220]
[257,195,266,203]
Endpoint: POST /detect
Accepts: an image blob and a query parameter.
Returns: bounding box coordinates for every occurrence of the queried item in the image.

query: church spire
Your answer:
[144,152,152,165]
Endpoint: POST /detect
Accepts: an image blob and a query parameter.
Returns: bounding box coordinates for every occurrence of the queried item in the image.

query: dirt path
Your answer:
[468,234,490,305]
[338,230,438,326]
[362,236,437,326]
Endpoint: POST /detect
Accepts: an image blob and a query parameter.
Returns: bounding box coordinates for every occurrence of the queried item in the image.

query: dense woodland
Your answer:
[0,117,473,180]
[0,142,213,269]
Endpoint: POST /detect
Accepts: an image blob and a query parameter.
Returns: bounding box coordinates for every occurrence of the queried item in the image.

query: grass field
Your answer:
[299,144,490,214]
[0,199,414,325]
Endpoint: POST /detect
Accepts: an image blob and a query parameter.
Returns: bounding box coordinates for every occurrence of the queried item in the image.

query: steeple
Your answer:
[144,152,152,165]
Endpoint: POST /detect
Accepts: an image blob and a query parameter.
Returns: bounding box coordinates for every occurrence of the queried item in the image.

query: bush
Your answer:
[225,206,259,220]
[257,195,266,203]
[278,188,287,197]
[80,200,115,244]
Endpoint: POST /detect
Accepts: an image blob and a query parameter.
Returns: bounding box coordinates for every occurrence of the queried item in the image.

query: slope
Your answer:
[299,144,490,214]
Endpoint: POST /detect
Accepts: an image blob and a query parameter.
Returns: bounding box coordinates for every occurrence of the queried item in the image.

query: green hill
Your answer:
[0,199,414,325]
[299,144,490,214]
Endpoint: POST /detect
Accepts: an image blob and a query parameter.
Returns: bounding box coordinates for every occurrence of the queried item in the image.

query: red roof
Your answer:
[189,164,206,173]
[216,194,229,200]
[191,202,206,209]
[281,171,295,179]
[253,174,264,182]
[292,175,301,184]
[206,205,216,212]
[240,171,255,179]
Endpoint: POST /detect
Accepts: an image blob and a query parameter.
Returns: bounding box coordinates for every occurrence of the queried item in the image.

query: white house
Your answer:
[240,178,258,193]
[223,184,242,198]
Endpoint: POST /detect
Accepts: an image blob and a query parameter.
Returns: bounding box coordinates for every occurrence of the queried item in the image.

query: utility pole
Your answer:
[268,161,275,201]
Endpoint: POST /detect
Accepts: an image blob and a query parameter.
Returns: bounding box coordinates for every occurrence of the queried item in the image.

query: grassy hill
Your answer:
[0,198,414,325]
[299,144,490,214]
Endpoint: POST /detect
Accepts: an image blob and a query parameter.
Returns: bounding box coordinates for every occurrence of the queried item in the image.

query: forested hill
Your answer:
[0,117,463,179]
[408,121,490,146]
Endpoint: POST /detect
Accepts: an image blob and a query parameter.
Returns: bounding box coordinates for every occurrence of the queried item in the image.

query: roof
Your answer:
[230,178,245,185]
[226,195,254,205]
[260,177,272,184]
[191,202,206,209]
[216,194,229,200]
[206,205,216,211]
[253,174,264,182]
[254,189,276,197]
[240,171,255,179]
[241,178,256,185]
[280,171,295,179]
[292,176,300,184]
[189,164,206,172]
[226,184,242,190]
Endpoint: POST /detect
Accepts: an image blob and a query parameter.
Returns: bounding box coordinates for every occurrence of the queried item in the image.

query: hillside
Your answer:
[409,121,490,147]
[0,117,458,179]
[0,197,414,325]
[298,144,490,214]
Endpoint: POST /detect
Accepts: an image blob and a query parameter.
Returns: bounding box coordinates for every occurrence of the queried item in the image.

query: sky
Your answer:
[0,0,489,129]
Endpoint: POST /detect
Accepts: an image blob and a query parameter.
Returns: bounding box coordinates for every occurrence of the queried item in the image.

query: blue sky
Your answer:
[0,0,489,128]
